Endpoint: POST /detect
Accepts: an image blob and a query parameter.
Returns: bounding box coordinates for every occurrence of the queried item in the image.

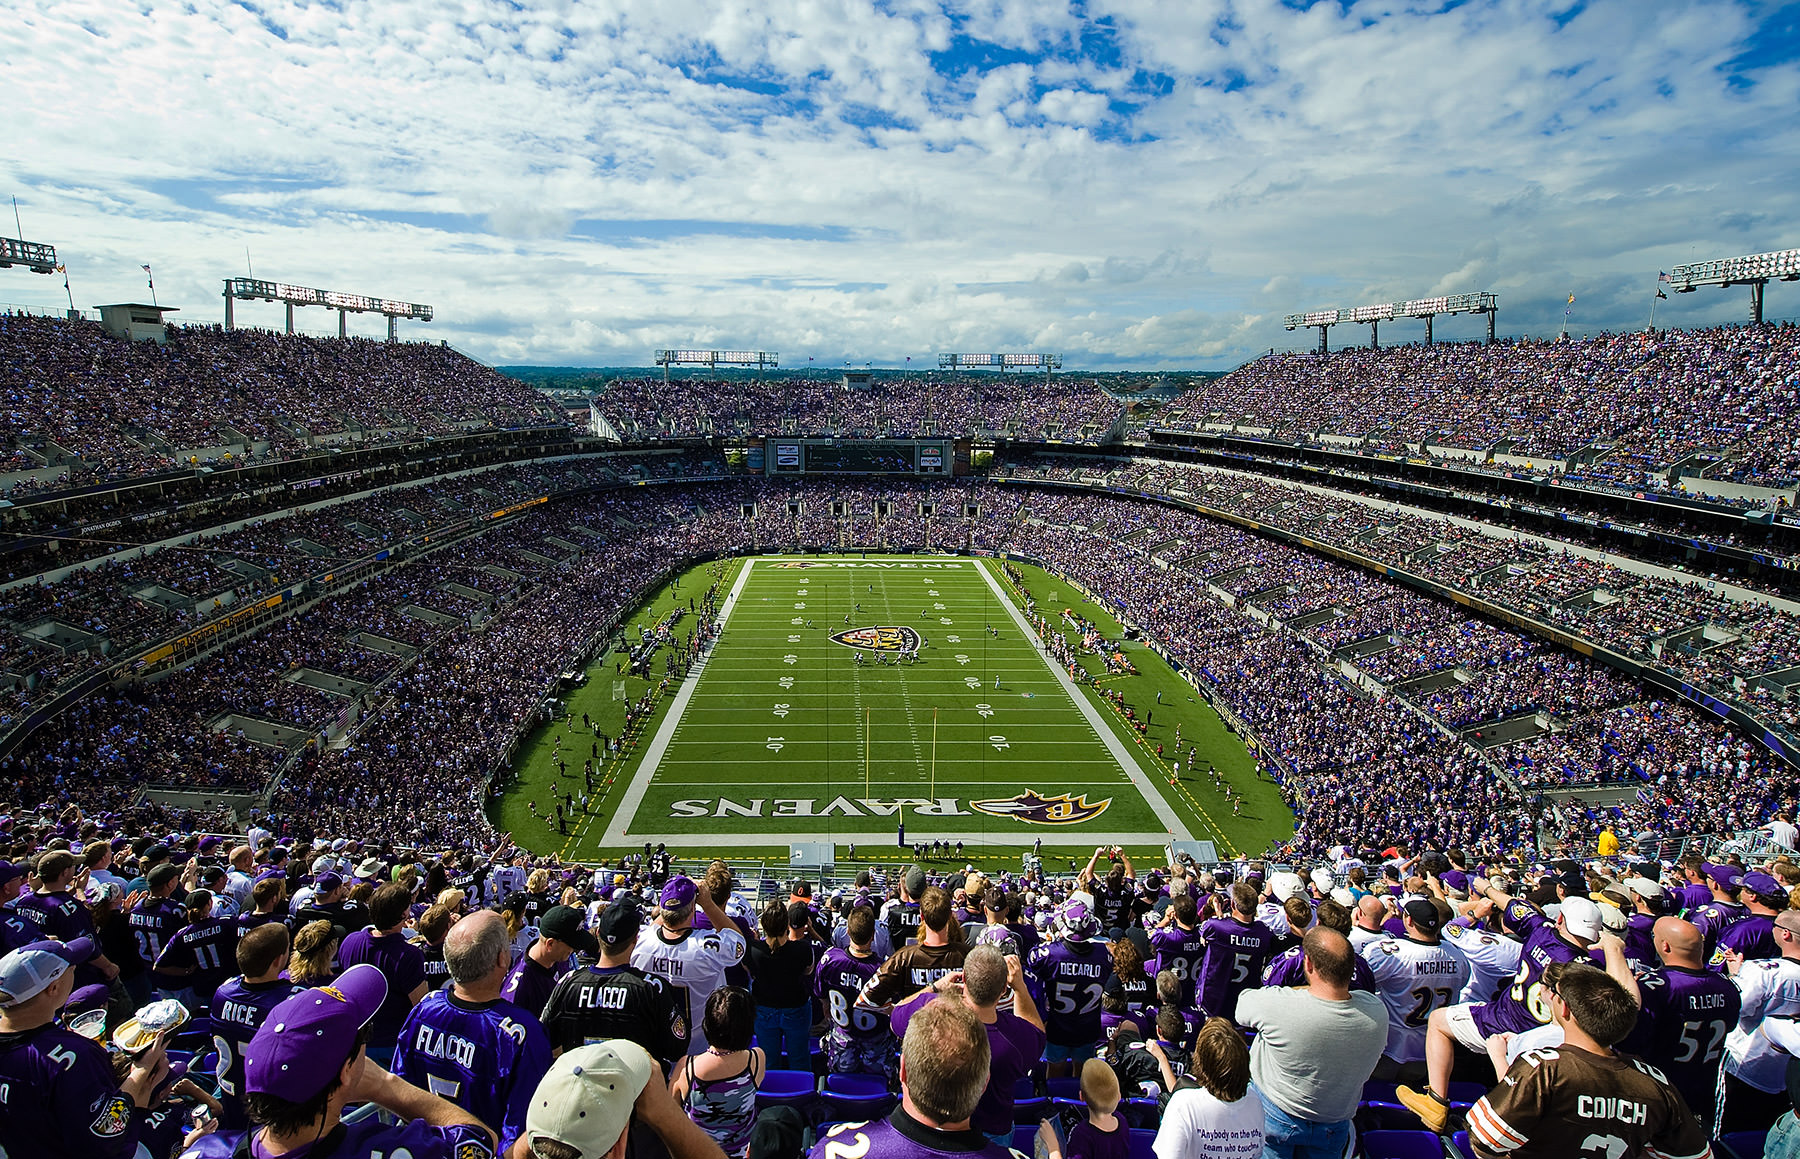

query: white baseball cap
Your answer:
[1558,896,1603,941]
[525,1040,654,1158]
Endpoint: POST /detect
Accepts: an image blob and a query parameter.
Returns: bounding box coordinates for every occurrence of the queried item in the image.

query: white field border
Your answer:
[599,555,1192,846]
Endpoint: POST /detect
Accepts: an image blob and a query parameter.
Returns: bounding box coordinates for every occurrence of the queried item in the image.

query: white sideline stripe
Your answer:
[973,558,1195,842]
[601,558,759,844]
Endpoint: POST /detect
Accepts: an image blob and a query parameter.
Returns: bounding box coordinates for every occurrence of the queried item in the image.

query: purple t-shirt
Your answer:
[176,1116,495,1158]
[891,994,1045,1136]
[1066,1118,1130,1159]
[1196,916,1275,1022]
[1028,938,1114,1047]
[337,928,428,1048]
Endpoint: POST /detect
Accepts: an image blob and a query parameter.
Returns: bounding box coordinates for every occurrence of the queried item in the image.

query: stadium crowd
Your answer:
[1155,324,1800,491]
[0,314,557,490]
[3,822,1796,1159]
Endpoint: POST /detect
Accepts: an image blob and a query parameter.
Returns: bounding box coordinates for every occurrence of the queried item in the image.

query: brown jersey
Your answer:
[1467,1045,1713,1159]
[862,941,965,1007]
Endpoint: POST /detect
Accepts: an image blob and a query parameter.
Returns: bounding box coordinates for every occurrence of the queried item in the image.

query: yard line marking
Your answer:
[601,554,757,843]
[975,557,1194,842]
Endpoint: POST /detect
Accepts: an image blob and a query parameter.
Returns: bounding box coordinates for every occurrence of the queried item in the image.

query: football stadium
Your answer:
[4,3,1800,1158]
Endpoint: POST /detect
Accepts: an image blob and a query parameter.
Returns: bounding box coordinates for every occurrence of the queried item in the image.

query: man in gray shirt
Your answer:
[1236,927,1386,1159]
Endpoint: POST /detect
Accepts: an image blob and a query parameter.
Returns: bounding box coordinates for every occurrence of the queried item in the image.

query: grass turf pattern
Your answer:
[494,554,1294,863]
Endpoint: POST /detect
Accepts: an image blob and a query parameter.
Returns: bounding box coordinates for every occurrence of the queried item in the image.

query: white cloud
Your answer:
[0,0,1794,369]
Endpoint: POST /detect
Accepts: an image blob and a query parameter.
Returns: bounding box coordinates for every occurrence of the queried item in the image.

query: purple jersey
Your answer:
[1148,924,1208,1001]
[816,945,887,1041]
[807,1109,1020,1159]
[1673,882,1712,916]
[154,917,239,1004]
[500,946,573,1021]
[1196,916,1275,1022]
[1712,913,1776,967]
[1690,901,1748,958]
[1621,965,1741,1125]
[395,989,552,1153]
[10,889,94,943]
[1624,912,1658,968]
[176,1116,495,1159]
[0,1022,147,1158]
[1470,904,1583,1037]
[131,897,188,981]
[210,976,303,1128]
[1029,937,1114,1047]
[1261,944,1377,992]
[337,928,429,1048]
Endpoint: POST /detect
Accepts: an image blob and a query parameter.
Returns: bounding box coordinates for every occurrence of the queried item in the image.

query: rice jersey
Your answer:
[1359,936,1471,1063]
[209,975,303,1129]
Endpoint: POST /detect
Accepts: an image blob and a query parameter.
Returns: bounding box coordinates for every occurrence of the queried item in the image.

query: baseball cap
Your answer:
[596,902,641,950]
[311,855,336,875]
[314,871,343,893]
[1703,863,1744,890]
[660,878,698,909]
[1330,886,1357,908]
[903,865,927,898]
[244,963,387,1102]
[525,1041,654,1158]
[198,836,222,853]
[1622,876,1664,900]
[1441,870,1471,895]
[540,906,600,956]
[1558,896,1603,940]
[0,937,96,1007]
[147,864,181,891]
[1269,872,1305,902]
[1741,872,1782,898]
[0,861,22,887]
[1403,899,1444,934]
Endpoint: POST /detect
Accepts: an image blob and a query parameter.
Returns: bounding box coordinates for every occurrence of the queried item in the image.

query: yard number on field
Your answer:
[766,736,784,750]
[975,703,994,718]
[989,735,1010,751]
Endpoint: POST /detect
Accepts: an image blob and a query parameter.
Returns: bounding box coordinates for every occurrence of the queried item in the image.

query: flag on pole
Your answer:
[1655,289,1667,300]
[1657,271,1671,283]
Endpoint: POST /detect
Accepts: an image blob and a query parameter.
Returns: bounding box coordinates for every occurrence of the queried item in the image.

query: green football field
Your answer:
[494,554,1294,866]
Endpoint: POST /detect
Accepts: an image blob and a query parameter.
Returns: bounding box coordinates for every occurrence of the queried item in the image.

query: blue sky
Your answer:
[3,0,1798,368]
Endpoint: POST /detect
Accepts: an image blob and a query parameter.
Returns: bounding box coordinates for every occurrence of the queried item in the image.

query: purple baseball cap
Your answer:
[1441,870,1470,894]
[660,878,698,908]
[0,861,23,886]
[1703,863,1744,890]
[313,871,343,893]
[244,963,387,1102]
[1743,872,1783,897]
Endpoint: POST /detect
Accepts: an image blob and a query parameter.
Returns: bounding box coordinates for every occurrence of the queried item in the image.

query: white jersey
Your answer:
[1441,923,1524,1004]
[1360,936,1472,1063]
[631,922,748,1054]
[1256,902,1292,938]
[1725,956,1800,1092]
[492,865,528,901]
[1349,925,1387,954]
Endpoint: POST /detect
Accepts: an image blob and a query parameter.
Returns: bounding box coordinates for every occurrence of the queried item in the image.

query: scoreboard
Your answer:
[763,438,961,476]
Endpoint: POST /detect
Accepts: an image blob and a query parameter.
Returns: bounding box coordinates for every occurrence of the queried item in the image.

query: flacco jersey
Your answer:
[1196,916,1275,1023]
[539,963,686,1062]
[394,989,552,1154]
[1360,936,1471,1063]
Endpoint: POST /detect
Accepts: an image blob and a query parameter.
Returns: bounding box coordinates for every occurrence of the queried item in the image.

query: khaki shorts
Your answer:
[1440,1002,1491,1052]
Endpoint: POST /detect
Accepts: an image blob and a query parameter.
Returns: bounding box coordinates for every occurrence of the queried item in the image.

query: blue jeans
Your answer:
[1259,1090,1352,1159]
[755,1003,811,1072]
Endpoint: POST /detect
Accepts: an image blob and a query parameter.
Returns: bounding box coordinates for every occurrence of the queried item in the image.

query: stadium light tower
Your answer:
[654,349,779,383]
[1667,247,1799,325]
[223,277,433,341]
[0,235,58,276]
[938,353,1063,382]
[1284,291,1497,352]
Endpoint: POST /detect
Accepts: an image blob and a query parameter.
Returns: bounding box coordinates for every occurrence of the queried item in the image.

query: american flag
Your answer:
[1657,271,1672,283]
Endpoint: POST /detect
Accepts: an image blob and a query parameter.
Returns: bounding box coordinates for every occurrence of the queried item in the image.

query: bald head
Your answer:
[445,909,510,987]
[1653,917,1703,968]
[1355,895,1386,931]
